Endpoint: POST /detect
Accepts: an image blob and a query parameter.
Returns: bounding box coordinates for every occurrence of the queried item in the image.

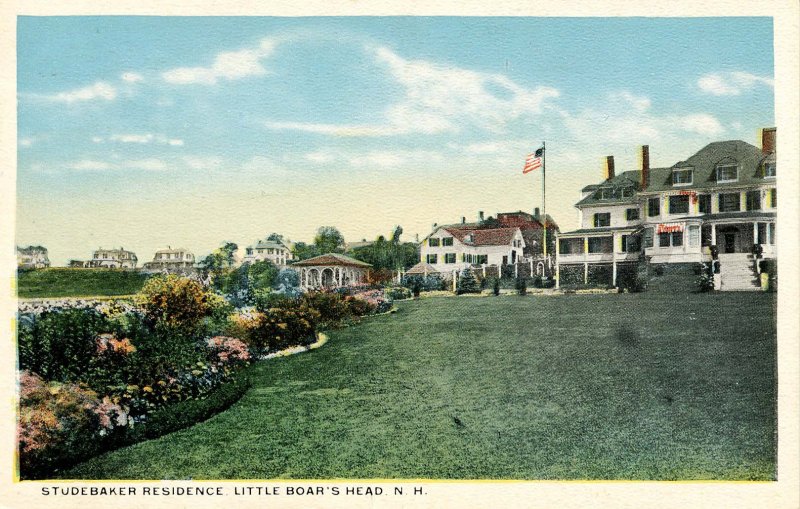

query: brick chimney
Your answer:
[461,216,466,224]
[534,207,540,218]
[761,127,776,154]
[605,156,615,180]
[479,211,484,221]
[640,145,650,189]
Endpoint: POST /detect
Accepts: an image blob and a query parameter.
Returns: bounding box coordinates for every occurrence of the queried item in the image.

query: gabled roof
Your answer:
[405,262,441,275]
[291,252,372,268]
[251,239,290,250]
[644,140,769,192]
[154,247,192,254]
[576,170,642,207]
[443,226,520,247]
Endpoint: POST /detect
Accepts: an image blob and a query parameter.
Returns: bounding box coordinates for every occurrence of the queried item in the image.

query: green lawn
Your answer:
[61,292,776,480]
[17,268,149,298]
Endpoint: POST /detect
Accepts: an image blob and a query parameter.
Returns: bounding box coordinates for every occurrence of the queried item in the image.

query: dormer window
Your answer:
[672,168,693,185]
[764,162,776,178]
[620,187,634,198]
[716,164,738,183]
[465,234,474,243]
[595,188,613,200]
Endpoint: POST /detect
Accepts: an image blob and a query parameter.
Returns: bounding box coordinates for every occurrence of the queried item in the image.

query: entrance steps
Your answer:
[719,254,762,291]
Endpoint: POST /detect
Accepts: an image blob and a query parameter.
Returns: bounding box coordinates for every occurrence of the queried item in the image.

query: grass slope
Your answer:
[17,268,149,298]
[61,293,777,480]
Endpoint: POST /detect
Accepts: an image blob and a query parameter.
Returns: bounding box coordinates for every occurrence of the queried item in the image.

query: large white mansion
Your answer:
[556,128,777,291]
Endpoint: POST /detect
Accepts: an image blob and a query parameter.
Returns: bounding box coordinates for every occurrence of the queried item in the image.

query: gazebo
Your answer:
[292,253,372,289]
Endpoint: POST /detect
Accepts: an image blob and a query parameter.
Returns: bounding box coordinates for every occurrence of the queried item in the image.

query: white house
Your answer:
[416,224,526,277]
[143,247,195,271]
[557,128,777,291]
[88,247,138,269]
[17,245,50,269]
[243,239,293,266]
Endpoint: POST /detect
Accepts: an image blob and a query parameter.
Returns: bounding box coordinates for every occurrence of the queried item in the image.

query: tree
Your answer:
[314,226,345,254]
[292,241,319,261]
[457,268,481,294]
[266,233,284,243]
[200,242,239,291]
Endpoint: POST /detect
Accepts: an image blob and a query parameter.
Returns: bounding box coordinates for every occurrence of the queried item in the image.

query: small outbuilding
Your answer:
[292,253,372,289]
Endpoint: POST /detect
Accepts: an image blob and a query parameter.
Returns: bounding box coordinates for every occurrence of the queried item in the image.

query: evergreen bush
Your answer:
[457,268,481,295]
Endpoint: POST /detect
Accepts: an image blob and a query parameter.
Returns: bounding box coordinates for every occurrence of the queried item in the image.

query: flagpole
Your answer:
[542,141,547,260]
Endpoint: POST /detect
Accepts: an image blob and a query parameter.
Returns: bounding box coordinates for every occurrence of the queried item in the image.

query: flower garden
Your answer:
[16,272,397,479]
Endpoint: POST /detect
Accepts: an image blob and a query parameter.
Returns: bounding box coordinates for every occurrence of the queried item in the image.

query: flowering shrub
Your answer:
[695,263,715,292]
[134,275,216,331]
[350,289,392,314]
[384,286,412,301]
[206,336,251,366]
[17,371,131,478]
[302,291,353,328]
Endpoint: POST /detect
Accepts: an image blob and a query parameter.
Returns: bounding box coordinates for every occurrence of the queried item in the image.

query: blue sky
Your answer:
[17,16,774,265]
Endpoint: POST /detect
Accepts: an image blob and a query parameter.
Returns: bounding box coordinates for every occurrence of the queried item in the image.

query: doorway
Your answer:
[723,233,736,253]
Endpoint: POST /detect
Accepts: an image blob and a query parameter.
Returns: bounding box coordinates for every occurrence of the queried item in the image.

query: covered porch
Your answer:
[702,212,776,258]
[555,227,641,288]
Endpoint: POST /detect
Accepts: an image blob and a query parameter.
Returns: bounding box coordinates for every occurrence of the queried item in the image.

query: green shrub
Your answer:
[457,268,481,295]
[515,277,527,296]
[402,274,445,292]
[134,275,216,332]
[384,286,412,301]
[492,278,500,296]
[126,374,251,443]
[18,309,113,382]
[302,291,353,328]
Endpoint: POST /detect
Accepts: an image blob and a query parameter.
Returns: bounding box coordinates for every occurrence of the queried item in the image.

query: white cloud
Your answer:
[163,38,276,85]
[347,150,443,168]
[110,133,154,144]
[183,156,222,170]
[48,81,117,103]
[557,90,726,157]
[101,133,184,146]
[697,71,774,96]
[125,158,168,171]
[374,46,560,135]
[461,140,529,155]
[609,91,651,113]
[265,46,559,138]
[264,120,398,137]
[19,137,34,148]
[68,160,115,171]
[121,72,144,83]
[304,151,336,164]
[679,113,725,137]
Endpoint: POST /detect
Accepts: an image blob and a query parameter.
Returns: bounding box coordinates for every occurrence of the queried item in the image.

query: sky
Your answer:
[16,16,775,265]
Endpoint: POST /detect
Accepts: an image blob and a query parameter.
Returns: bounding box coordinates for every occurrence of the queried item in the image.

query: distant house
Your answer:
[143,247,195,271]
[17,245,50,269]
[87,247,138,269]
[292,253,372,289]
[494,209,559,258]
[243,239,293,266]
[415,221,526,276]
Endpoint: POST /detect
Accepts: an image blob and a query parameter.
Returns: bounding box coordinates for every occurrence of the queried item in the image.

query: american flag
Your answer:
[522,147,544,174]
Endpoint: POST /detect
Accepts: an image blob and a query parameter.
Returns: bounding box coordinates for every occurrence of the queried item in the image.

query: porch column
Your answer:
[753,222,758,246]
[555,233,560,289]
[612,232,617,287]
[514,262,518,278]
[711,224,717,246]
[482,265,486,278]
[338,268,343,287]
[583,236,589,285]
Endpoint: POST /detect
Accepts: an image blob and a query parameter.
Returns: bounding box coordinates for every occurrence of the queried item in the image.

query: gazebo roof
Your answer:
[405,262,440,275]
[291,253,372,268]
